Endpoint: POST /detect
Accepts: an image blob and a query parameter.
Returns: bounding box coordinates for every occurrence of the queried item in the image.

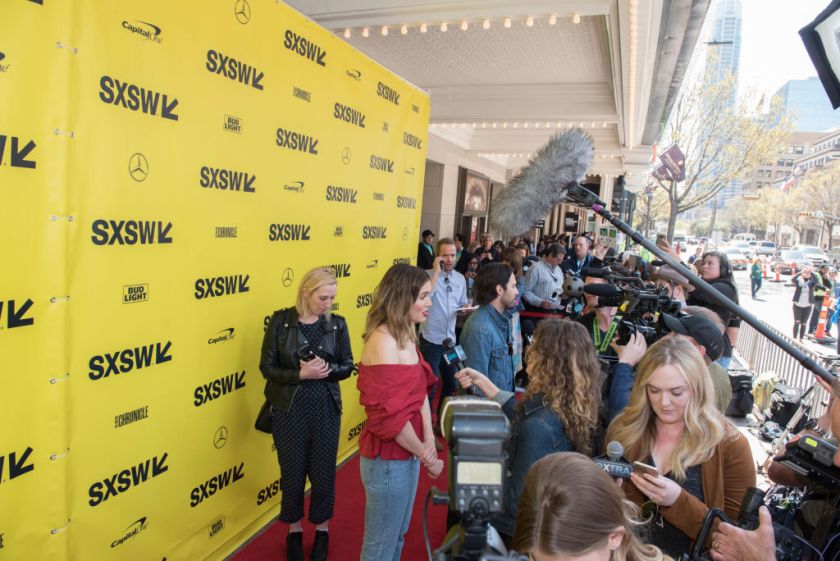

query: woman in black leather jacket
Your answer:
[259,267,354,561]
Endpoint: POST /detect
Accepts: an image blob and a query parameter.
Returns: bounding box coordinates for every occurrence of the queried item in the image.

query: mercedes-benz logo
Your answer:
[282,268,294,288]
[342,147,352,166]
[402,226,409,241]
[214,426,229,449]
[234,0,250,24]
[128,153,149,182]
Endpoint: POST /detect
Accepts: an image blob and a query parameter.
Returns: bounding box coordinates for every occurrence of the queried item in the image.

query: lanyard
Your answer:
[592,315,620,353]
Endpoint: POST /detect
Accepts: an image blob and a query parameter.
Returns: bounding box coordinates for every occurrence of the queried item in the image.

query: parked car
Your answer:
[721,248,749,270]
[828,247,840,266]
[773,250,813,274]
[754,240,777,256]
[791,245,829,266]
[726,241,754,260]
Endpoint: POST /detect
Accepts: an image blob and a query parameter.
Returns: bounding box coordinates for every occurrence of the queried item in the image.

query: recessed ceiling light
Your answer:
[441,22,448,32]
[362,27,369,38]
[504,17,512,28]
[549,14,558,25]
[381,26,388,36]
[483,19,491,30]
[420,23,428,33]
[526,16,534,27]
[573,12,581,24]
[343,28,351,39]
[400,24,408,35]
[461,20,468,31]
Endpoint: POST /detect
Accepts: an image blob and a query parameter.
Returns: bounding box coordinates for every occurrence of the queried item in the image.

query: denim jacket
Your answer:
[492,392,572,537]
[459,304,515,392]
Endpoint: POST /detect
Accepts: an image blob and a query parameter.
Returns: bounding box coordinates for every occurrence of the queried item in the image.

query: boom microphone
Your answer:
[489,129,594,239]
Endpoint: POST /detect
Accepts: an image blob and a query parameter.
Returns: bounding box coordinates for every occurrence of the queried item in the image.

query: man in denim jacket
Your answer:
[459,263,518,392]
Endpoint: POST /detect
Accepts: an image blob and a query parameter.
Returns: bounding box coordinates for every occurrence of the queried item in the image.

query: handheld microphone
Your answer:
[442,338,479,396]
[489,129,594,239]
[593,441,632,479]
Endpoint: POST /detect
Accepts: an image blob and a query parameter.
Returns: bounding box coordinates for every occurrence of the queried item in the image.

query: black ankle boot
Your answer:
[286,532,304,561]
[311,530,329,561]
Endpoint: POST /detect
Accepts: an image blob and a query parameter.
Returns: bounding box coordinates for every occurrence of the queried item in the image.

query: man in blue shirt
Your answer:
[419,238,468,412]
[561,234,593,276]
[460,263,519,392]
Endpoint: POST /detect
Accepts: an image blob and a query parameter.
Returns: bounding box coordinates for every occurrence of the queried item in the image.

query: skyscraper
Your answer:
[774,77,840,132]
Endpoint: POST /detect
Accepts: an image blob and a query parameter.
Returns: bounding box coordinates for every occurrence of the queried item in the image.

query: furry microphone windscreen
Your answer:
[488,128,593,239]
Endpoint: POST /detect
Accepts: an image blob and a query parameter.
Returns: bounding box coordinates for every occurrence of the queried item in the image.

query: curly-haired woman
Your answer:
[455,318,602,542]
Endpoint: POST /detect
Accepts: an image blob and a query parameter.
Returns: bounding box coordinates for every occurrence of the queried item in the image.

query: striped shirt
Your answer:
[522,259,562,306]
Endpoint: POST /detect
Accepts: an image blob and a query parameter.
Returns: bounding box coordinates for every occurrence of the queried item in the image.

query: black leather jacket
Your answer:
[259,307,354,413]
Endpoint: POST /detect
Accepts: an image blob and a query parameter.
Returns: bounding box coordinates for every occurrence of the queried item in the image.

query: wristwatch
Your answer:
[804,418,828,437]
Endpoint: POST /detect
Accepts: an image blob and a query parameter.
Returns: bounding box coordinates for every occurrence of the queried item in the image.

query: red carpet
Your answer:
[233,449,450,561]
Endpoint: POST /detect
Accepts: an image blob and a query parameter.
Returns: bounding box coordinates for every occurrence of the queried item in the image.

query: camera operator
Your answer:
[454,319,602,544]
[649,266,692,309]
[515,452,672,561]
[708,381,840,561]
[606,336,755,558]
[686,252,740,370]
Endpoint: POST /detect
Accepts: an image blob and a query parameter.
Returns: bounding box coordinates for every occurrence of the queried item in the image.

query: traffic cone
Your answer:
[791,262,797,277]
[814,294,835,342]
[763,262,768,278]
[771,261,782,282]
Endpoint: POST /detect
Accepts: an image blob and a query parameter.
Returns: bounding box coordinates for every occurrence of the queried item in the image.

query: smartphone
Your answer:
[633,461,660,478]
[297,345,316,362]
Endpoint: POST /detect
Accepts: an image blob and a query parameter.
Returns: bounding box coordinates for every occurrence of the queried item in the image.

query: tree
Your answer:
[636,184,669,237]
[653,72,792,241]
[795,162,840,248]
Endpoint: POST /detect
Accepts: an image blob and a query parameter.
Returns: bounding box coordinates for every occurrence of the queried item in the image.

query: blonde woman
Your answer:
[606,336,754,557]
[455,319,602,542]
[259,267,354,561]
[357,264,443,561]
[514,452,672,561]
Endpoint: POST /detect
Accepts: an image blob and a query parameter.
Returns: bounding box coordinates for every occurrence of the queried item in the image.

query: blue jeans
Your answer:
[360,456,420,561]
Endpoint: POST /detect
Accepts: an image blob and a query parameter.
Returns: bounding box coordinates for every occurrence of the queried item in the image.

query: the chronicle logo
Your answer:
[123,284,149,304]
[0,135,37,169]
[89,341,172,381]
[190,462,245,507]
[369,155,394,173]
[209,517,225,538]
[256,478,280,505]
[376,81,400,105]
[91,219,173,245]
[292,86,311,102]
[114,405,150,429]
[0,447,35,483]
[0,298,34,329]
[362,226,388,240]
[393,257,411,265]
[206,49,263,90]
[324,264,351,278]
[128,153,149,182]
[234,0,250,24]
[215,226,238,238]
[333,102,366,128]
[284,181,305,193]
[111,516,149,548]
[200,166,255,193]
[88,453,168,507]
[396,196,417,209]
[213,426,229,449]
[275,127,319,155]
[194,371,246,406]
[403,132,423,150]
[325,185,357,203]
[372,192,385,201]
[194,274,250,299]
[223,114,242,134]
[208,328,235,344]
[356,293,373,308]
[122,20,163,43]
[269,223,311,241]
[283,30,326,67]
[99,75,179,121]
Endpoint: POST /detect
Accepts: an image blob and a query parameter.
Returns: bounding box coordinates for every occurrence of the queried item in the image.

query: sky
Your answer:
[738,0,828,99]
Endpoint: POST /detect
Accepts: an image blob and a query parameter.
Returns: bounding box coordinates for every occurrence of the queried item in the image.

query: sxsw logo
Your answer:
[200,166,255,193]
[356,293,373,308]
[369,155,394,173]
[215,226,238,238]
[91,219,173,245]
[0,447,35,484]
[372,192,385,201]
[347,420,365,441]
[88,341,172,381]
[396,196,417,209]
[0,298,34,329]
[393,257,411,265]
[324,263,351,278]
[206,49,264,90]
[403,132,422,150]
[208,328,235,344]
[122,20,163,43]
[256,478,280,505]
[0,135,36,168]
[376,81,400,105]
[284,181,305,193]
[190,462,245,507]
[283,30,326,67]
[362,226,387,239]
[193,371,246,407]
[223,115,242,134]
[269,223,311,242]
[292,86,311,102]
[194,274,250,299]
[325,185,357,203]
[99,75,179,121]
[333,102,365,128]
[111,516,149,548]
[88,453,169,507]
[276,127,319,155]
[123,284,149,304]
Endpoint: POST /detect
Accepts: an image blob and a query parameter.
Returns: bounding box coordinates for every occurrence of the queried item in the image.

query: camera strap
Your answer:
[592,315,621,353]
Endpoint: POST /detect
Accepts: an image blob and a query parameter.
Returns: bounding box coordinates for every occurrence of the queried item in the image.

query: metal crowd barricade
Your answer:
[736,321,833,418]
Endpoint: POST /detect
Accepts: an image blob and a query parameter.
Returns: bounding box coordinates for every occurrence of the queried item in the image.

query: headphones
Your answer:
[703,251,731,279]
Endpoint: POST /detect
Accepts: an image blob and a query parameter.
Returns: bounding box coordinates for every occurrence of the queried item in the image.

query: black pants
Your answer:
[793,304,812,339]
[272,381,341,524]
[808,299,824,333]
